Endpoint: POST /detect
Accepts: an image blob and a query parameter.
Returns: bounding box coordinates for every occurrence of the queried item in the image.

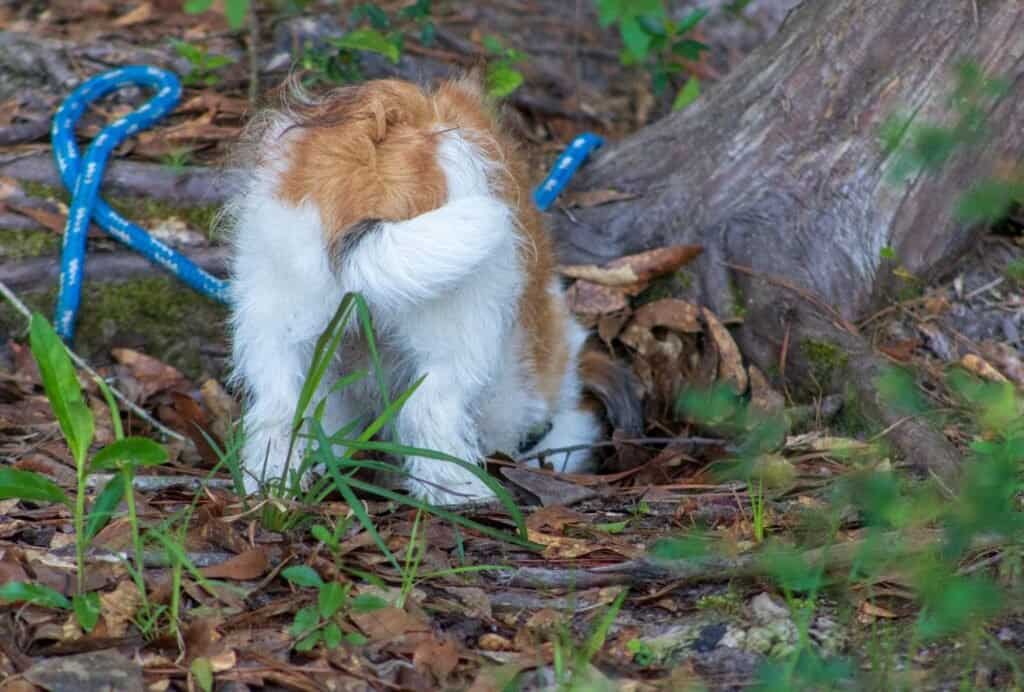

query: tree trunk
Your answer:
[550,0,1024,482]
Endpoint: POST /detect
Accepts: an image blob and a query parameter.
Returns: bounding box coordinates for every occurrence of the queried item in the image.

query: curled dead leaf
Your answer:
[199,549,268,581]
[565,280,629,317]
[960,353,1008,383]
[630,298,702,333]
[702,307,747,394]
[559,245,703,287]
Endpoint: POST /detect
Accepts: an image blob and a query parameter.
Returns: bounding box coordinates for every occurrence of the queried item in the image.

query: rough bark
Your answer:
[548,0,1024,482]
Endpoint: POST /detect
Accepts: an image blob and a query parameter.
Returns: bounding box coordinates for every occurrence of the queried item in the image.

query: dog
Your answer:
[225,73,639,505]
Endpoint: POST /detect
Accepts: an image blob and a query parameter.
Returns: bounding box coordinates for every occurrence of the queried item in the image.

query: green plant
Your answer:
[184,0,250,30]
[550,589,629,690]
[160,148,194,172]
[235,293,537,565]
[300,2,437,87]
[281,565,386,651]
[173,41,235,87]
[750,477,767,543]
[0,315,170,632]
[1004,258,1024,284]
[481,36,527,98]
[595,0,709,110]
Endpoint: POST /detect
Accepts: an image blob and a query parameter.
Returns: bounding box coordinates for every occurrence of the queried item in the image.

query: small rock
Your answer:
[750,592,789,624]
[692,623,728,653]
[24,650,144,692]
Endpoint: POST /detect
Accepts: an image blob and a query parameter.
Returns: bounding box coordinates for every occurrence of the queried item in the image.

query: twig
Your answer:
[86,473,231,491]
[500,530,1007,589]
[0,279,185,443]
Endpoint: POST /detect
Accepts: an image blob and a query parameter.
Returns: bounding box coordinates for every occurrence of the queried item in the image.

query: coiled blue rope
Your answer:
[51,65,229,342]
[50,66,600,342]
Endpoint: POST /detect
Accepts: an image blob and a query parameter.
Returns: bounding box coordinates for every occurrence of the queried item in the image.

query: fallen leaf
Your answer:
[477,633,513,651]
[978,340,1024,386]
[565,280,629,316]
[559,246,702,287]
[100,579,141,638]
[111,2,152,26]
[200,549,268,581]
[630,298,702,333]
[112,349,189,400]
[858,600,900,621]
[960,353,1008,383]
[703,308,747,394]
[501,467,596,507]
[748,366,785,415]
[200,378,239,441]
[413,637,460,679]
[525,505,588,532]
[350,607,428,641]
[879,339,918,362]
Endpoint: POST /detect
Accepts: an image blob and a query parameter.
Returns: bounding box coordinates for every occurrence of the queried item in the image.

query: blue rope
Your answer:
[533,132,604,211]
[50,66,600,342]
[51,65,229,342]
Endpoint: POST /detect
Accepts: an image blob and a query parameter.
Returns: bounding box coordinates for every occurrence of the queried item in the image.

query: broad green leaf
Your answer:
[350,593,388,613]
[223,0,250,29]
[318,581,346,618]
[344,631,368,645]
[335,29,400,64]
[677,8,708,34]
[295,630,321,651]
[619,15,651,60]
[283,565,324,588]
[486,65,524,98]
[290,605,320,636]
[183,0,215,13]
[173,41,202,62]
[73,592,101,632]
[482,35,505,54]
[203,55,235,70]
[310,524,334,547]
[90,437,168,473]
[956,179,1022,224]
[0,581,70,609]
[671,38,709,61]
[595,520,629,534]
[322,622,342,648]
[673,76,701,111]
[30,314,94,468]
[190,657,214,692]
[596,0,623,27]
[0,468,68,505]
[85,474,126,544]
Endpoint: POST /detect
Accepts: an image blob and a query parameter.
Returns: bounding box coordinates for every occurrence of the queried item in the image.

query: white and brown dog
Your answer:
[225,74,638,505]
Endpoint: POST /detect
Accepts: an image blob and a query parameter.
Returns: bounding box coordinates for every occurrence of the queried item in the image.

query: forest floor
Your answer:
[1,1,1023,690]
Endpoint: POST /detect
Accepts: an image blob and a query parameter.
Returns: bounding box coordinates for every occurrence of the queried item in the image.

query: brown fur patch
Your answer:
[278,80,448,240]
[277,75,571,405]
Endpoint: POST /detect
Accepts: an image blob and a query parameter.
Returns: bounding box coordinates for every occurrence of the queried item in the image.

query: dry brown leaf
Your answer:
[748,365,785,415]
[703,307,748,394]
[525,505,588,532]
[112,348,189,400]
[562,188,640,208]
[200,549,268,581]
[565,280,629,316]
[858,600,900,622]
[559,245,702,287]
[478,633,513,651]
[879,339,918,362]
[631,298,701,333]
[960,353,1008,383]
[112,2,152,26]
[978,340,1024,386]
[350,607,428,641]
[413,637,460,679]
[100,579,141,637]
[526,529,595,560]
[200,378,239,441]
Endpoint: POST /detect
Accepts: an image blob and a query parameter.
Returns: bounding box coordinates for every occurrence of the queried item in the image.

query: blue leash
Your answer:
[51,66,602,341]
[51,66,229,341]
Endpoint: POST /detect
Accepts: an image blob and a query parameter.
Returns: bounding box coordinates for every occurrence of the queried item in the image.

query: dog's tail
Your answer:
[578,348,644,436]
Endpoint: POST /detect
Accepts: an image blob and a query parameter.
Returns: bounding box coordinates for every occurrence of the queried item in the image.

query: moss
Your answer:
[801,339,850,388]
[0,230,60,259]
[696,590,745,618]
[634,270,696,306]
[0,277,228,379]
[19,181,221,239]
